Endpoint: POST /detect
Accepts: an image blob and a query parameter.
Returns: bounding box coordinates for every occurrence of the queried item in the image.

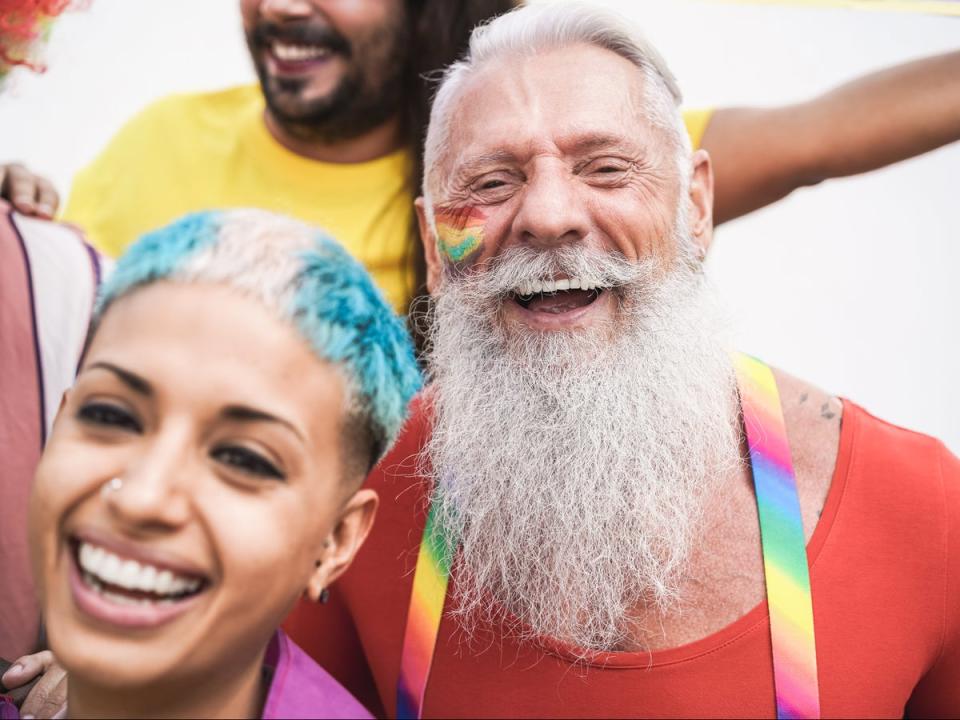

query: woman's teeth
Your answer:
[271,41,331,62]
[78,541,202,602]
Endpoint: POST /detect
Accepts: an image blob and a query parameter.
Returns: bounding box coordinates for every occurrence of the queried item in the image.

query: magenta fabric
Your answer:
[0,696,17,720]
[0,630,369,719]
[262,630,372,719]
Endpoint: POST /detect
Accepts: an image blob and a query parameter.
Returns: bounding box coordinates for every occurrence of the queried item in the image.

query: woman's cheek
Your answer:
[434,204,488,274]
[211,497,301,583]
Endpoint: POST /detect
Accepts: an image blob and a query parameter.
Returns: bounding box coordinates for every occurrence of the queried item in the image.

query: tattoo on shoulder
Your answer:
[820,402,837,421]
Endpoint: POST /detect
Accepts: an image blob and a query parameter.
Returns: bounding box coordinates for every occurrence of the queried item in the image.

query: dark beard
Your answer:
[247,13,408,144]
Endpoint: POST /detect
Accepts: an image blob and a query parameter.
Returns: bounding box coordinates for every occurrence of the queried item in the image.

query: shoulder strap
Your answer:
[396,501,453,719]
[733,353,821,719]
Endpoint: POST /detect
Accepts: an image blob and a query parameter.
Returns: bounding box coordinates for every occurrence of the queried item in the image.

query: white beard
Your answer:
[424,240,742,653]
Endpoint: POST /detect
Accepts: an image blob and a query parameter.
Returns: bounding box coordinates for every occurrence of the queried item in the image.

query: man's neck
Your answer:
[619,372,841,653]
[263,109,402,164]
[67,651,266,720]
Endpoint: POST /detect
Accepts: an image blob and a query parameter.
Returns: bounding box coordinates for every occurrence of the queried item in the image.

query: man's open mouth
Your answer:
[510,277,606,314]
[268,40,334,65]
[71,537,208,611]
[266,39,336,74]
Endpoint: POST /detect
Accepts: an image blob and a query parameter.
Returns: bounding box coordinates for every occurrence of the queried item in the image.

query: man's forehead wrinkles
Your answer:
[557,130,644,155]
[454,148,520,175]
[451,129,645,177]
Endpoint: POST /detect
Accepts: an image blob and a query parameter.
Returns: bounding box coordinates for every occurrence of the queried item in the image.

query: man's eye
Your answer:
[212,446,285,481]
[77,403,142,432]
[582,158,631,178]
[480,179,506,190]
[590,162,627,174]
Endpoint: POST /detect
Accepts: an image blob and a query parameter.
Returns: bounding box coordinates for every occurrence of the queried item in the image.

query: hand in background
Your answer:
[0,164,60,219]
[1,652,67,719]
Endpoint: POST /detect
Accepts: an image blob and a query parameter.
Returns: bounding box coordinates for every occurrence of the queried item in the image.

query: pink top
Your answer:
[0,631,370,719]
[263,630,372,719]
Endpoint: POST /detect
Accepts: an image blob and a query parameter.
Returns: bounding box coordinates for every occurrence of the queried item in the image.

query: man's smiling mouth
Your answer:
[510,276,606,314]
[269,40,333,65]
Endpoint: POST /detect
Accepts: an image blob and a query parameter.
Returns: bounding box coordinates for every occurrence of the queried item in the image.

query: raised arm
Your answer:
[704,50,960,225]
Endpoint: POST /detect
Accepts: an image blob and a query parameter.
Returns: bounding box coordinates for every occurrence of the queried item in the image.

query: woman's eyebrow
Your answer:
[221,405,306,444]
[85,361,153,396]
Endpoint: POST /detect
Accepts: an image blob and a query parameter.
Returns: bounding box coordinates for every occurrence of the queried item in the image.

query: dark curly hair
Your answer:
[399,0,520,337]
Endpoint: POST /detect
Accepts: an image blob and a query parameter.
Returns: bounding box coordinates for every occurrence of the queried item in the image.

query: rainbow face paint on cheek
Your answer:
[434,205,486,269]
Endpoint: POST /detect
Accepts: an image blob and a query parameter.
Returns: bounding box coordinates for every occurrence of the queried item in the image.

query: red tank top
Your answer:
[285,396,960,718]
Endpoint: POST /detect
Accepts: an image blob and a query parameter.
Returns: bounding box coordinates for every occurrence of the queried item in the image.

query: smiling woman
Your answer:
[22,209,421,719]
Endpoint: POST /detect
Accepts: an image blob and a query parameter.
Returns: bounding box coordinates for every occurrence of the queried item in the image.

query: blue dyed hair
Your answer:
[95,209,422,472]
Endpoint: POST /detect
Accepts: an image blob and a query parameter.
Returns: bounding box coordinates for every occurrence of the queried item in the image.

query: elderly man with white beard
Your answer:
[285,4,960,718]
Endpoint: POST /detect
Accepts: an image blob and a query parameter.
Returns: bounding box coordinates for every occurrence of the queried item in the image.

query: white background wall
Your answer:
[1,0,957,452]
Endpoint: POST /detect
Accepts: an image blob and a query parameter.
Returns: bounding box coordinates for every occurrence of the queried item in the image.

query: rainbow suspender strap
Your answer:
[396,500,455,719]
[733,353,821,719]
[396,353,820,719]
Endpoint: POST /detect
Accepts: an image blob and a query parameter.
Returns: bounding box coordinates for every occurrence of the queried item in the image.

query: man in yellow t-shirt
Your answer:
[43,2,957,312]
[63,84,416,311]
[62,0,528,313]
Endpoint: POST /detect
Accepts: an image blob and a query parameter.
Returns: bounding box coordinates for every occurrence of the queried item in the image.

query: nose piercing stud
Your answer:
[100,477,123,496]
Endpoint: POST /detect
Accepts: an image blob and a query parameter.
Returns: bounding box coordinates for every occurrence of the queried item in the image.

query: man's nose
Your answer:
[514,162,589,249]
[259,0,314,22]
[102,432,193,531]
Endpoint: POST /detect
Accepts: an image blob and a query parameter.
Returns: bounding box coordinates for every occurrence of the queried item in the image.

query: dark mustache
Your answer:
[252,21,351,57]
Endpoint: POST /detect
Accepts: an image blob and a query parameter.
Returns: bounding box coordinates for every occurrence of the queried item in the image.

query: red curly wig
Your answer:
[0,0,72,72]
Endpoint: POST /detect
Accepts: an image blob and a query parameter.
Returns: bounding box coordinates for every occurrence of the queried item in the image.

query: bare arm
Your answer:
[704,50,960,225]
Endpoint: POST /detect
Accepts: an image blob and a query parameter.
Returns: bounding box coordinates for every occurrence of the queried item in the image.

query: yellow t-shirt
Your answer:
[682,107,713,151]
[63,84,711,313]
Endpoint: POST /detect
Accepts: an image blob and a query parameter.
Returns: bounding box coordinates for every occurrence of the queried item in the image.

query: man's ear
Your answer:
[687,148,715,258]
[305,489,379,602]
[415,197,443,294]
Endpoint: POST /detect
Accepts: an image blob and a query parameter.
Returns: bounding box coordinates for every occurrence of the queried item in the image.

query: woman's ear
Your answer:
[415,197,443,295]
[687,148,715,259]
[305,488,379,602]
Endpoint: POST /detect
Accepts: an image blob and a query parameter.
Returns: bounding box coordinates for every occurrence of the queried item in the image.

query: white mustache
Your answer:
[458,245,652,303]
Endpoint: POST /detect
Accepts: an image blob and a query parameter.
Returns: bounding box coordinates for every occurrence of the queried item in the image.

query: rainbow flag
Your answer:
[704,0,960,15]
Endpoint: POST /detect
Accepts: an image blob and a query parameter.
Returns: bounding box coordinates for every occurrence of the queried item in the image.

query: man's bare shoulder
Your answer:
[771,368,842,540]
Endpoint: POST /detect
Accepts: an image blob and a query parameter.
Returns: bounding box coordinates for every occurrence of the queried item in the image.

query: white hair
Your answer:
[422,2,692,222]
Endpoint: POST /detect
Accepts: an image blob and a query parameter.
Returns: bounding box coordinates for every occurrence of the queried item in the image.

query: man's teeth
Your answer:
[515,277,603,296]
[78,542,201,597]
[271,42,331,62]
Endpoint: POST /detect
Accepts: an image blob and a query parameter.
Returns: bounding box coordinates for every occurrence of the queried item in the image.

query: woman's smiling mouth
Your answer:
[68,535,210,629]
